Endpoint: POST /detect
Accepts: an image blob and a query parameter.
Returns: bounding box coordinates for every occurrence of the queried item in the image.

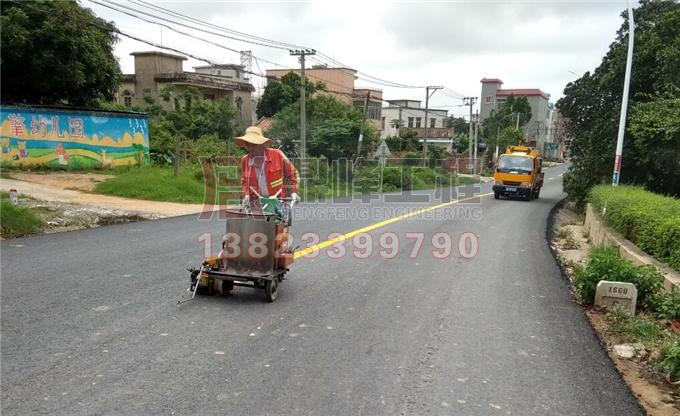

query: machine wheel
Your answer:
[220,280,234,294]
[494,191,500,200]
[264,278,279,302]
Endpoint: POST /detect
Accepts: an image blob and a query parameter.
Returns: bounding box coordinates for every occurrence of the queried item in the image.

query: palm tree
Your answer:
[390,118,405,137]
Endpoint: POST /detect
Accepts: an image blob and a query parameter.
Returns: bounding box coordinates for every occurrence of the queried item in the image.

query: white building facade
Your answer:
[380,100,448,139]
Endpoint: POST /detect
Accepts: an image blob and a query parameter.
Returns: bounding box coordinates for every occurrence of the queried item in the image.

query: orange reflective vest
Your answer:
[241,148,298,198]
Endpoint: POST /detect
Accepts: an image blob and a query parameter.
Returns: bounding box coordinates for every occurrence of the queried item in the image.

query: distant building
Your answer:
[352,88,383,130]
[380,99,449,141]
[116,51,255,128]
[479,78,554,151]
[265,66,383,129]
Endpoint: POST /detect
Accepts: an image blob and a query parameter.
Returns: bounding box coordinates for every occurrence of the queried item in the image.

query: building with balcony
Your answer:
[116,51,255,128]
[379,99,448,140]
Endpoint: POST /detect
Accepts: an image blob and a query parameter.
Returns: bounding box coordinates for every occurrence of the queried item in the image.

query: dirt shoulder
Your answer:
[0,173,205,218]
[550,201,679,416]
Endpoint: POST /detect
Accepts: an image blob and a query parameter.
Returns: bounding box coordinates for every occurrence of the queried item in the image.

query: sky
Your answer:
[83,0,634,117]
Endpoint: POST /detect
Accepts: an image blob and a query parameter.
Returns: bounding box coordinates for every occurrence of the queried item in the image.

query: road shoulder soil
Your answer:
[548,200,679,416]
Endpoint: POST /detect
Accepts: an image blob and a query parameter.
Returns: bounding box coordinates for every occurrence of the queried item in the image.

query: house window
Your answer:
[235,96,243,114]
[217,70,222,75]
[485,96,492,103]
[122,89,132,107]
[204,93,215,101]
[367,103,381,120]
[416,117,422,128]
[381,117,386,129]
[430,118,435,128]
[408,117,414,128]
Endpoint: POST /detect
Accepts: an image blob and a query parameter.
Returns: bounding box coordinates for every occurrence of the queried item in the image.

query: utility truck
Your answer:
[492,145,543,200]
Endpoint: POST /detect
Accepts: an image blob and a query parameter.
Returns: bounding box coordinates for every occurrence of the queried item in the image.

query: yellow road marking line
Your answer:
[293,192,493,259]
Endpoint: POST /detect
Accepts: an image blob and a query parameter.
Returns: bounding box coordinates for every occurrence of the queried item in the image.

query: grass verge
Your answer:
[1,192,44,238]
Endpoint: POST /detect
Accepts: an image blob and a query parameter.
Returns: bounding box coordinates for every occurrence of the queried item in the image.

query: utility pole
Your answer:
[423,86,443,166]
[398,107,403,138]
[463,97,477,172]
[356,90,371,157]
[473,111,479,176]
[289,49,316,193]
[613,1,635,186]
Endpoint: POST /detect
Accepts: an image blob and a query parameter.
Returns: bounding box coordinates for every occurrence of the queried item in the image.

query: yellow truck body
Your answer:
[492,145,544,200]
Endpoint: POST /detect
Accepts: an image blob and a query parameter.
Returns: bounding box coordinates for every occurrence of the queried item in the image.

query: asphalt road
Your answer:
[1,165,643,416]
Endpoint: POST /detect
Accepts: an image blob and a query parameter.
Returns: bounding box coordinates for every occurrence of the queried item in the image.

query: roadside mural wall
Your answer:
[0,106,149,168]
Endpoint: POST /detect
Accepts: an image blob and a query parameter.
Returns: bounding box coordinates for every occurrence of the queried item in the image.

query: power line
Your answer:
[95,0,430,91]
[131,0,305,50]
[90,0,290,50]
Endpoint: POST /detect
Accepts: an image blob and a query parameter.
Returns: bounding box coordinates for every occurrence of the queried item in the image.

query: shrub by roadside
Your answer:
[573,247,665,310]
[590,185,680,272]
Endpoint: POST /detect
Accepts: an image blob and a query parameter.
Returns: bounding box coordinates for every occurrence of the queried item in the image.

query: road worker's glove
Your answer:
[291,193,301,204]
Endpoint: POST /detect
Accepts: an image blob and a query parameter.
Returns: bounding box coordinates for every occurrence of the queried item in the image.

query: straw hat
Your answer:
[234,126,272,147]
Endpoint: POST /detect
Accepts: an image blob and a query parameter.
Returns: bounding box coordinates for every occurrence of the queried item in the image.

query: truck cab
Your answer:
[492,145,544,200]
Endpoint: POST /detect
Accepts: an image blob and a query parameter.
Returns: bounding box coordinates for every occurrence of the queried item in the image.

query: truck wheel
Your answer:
[264,278,279,302]
[494,191,500,200]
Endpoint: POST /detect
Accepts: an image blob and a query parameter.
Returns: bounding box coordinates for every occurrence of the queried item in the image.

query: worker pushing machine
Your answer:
[180,126,300,304]
[235,126,300,206]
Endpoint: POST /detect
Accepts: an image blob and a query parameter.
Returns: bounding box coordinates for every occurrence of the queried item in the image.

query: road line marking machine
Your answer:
[179,189,296,303]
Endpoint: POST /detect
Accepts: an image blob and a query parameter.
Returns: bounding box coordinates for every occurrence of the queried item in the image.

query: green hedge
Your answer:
[590,185,680,272]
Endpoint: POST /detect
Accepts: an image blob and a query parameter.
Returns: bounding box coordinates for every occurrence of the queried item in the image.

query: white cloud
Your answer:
[85,0,632,111]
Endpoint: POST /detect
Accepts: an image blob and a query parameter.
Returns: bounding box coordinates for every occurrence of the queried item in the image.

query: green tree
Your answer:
[267,95,376,159]
[629,88,680,195]
[446,116,469,133]
[557,0,680,209]
[390,118,405,136]
[482,95,532,149]
[160,87,239,142]
[1,0,122,106]
[256,71,325,118]
[495,127,524,155]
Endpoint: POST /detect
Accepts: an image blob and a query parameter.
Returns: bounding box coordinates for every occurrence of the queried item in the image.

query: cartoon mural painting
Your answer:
[1,138,9,161]
[18,141,28,159]
[0,106,149,168]
[54,143,68,165]
[100,149,114,169]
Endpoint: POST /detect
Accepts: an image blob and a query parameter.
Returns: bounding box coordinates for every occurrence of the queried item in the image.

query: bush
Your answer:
[402,152,422,166]
[657,288,680,321]
[590,185,680,272]
[661,340,680,383]
[0,200,44,238]
[574,247,664,309]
